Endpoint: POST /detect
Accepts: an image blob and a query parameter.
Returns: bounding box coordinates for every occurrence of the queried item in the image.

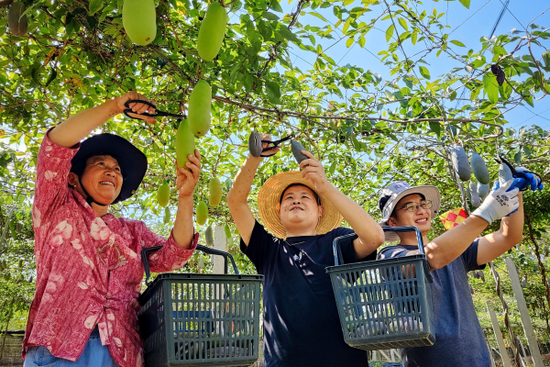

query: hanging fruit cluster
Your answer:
[139,1,227,227]
[450,144,492,208]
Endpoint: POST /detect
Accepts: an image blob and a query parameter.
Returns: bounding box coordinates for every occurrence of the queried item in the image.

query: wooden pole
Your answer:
[487,303,512,367]
[489,261,523,367]
[505,257,545,367]
[488,341,497,367]
[212,225,227,274]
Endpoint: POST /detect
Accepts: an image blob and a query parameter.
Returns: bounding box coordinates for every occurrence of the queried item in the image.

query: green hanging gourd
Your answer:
[197,2,227,61]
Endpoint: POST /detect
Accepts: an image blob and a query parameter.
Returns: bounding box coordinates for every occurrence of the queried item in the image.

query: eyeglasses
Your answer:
[397,200,432,212]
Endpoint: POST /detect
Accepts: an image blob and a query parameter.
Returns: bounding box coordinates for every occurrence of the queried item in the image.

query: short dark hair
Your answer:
[280,183,321,206]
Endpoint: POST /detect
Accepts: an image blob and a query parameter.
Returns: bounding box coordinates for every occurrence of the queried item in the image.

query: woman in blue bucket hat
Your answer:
[22,92,201,367]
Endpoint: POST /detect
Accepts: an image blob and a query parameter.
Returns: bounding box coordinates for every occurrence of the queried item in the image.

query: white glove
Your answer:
[472,179,520,225]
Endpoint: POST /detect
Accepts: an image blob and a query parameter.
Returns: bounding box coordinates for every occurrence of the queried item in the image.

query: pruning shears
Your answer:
[248,131,294,157]
[123,99,185,120]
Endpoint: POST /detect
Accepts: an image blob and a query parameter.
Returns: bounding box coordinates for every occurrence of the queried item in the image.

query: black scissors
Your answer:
[249,131,294,157]
[123,99,185,120]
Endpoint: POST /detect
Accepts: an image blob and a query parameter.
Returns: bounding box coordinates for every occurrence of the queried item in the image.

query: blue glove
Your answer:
[493,178,524,192]
[496,162,543,192]
[515,167,543,191]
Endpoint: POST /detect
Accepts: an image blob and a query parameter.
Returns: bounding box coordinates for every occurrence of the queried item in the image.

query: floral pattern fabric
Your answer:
[22,133,198,367]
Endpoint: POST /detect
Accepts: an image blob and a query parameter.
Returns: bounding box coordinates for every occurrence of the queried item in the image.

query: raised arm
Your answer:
[173,150,201,248]
[299,151,385,258]
[227,135,279,246]
[476,194,524,265]
[423,180,520,270]
[227,154,262,247]
[48,92,156,147]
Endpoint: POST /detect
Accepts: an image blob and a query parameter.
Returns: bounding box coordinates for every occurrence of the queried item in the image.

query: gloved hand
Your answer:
[497,160,543,192]
[472,179,520,225]
[515,167,543,191]
[498,162,513,185]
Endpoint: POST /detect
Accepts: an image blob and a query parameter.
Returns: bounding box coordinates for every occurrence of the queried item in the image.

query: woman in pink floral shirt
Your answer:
[22,92,200,367]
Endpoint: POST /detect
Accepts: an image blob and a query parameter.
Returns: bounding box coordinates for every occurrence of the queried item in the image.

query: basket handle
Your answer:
[141,244,240,285]
[332,225,426,266]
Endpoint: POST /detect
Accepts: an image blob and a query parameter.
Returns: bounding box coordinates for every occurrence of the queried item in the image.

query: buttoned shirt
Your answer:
[22,133,198,367]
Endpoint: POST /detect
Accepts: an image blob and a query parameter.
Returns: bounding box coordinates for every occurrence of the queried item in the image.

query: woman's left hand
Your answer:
[177,149,201,198]
[299,150,330,194]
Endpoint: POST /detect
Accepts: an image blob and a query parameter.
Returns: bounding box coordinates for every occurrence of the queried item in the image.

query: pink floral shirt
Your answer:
[22,133,198,367]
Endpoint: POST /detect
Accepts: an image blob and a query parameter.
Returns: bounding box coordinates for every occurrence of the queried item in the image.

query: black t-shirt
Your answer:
[240,221,376,367]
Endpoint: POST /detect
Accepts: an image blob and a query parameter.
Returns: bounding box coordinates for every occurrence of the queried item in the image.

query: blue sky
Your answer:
[267,0,550,131]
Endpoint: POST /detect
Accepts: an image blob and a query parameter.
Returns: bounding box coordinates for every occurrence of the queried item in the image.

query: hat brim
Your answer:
[71,133,147,203]
[258,171,342,239]
[379,185,440,242]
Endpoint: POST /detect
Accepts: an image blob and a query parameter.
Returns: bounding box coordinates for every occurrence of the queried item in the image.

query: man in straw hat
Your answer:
[227,136,385,367]
[23,92,201,367]
[376,162,542,367]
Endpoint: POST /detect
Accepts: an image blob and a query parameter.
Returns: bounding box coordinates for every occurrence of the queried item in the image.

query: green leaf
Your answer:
[262,12,279,21]
[459,0,470,9]
[277,27,298,43]
[419,66,430,79]
[346,36,354,48]
[429,121,441,137]
[398,17,408,31]
[543,52,550,69]
[450,40,465,47]
[242,73,253,92]
[89,0,103,15]
[411,31,418,45]
[358,35,366,48]
[270,0,282,12]
[514,151,522,165]
[343,17,353,33]
[524,94,534,107]
[266,82,281,104]
[385,24,394,42]
[45,69,57,87]
[482,73,499,104]
[310,12,328,22]
[328,161,337,176]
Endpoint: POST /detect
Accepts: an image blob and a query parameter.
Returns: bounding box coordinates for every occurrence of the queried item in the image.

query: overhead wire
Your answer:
[508,106,550,129]
[454,0,512,110]
[496,0,526,32]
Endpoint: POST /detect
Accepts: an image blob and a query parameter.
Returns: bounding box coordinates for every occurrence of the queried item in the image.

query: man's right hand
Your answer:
[472,179,520,225]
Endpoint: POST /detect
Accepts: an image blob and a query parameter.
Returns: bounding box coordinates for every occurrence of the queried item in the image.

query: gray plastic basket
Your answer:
[326,226,435,351]
[138,244,264,367]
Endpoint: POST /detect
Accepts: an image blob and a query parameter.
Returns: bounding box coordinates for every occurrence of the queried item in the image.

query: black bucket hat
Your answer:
[70,133,147,204]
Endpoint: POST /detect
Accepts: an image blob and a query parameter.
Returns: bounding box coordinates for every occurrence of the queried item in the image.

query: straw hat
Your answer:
[258,171,343,239]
